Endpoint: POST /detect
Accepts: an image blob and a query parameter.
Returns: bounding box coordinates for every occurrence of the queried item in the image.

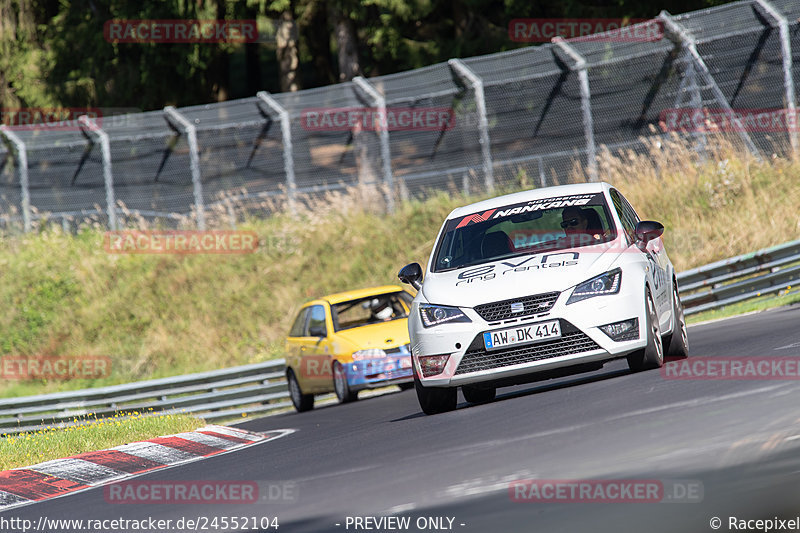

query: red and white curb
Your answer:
[0,425,294,511]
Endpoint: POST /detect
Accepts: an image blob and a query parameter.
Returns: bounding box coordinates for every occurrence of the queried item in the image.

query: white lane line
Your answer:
[385,503,417,514]
[203,424,267,441]
[172,431,243,450]
[775,342,800,351]
[688,310,766,328]
[28,458,127,486]
[439,470,537,500]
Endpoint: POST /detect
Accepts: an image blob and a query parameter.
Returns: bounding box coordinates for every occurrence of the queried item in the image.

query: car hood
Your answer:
[421,242,626,308]
[333,319,410,350]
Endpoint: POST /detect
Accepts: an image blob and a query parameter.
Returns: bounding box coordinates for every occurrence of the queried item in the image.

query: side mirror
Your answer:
[308,324,326,338]
[634,220,664,247]
[398,262,423,291]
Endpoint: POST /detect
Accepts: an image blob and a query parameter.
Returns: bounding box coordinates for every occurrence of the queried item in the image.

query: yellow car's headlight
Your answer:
[352,349,387,360]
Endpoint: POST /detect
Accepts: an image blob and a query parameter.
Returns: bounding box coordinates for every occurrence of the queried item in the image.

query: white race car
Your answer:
[398,182,689,414]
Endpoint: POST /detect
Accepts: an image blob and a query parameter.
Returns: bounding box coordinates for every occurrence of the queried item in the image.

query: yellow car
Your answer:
[284,285,415,412]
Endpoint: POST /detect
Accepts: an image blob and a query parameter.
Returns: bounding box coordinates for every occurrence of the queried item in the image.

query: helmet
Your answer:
[374,306,393,320]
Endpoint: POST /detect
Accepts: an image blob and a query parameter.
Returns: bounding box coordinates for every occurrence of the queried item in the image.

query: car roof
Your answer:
[446,182,612,220]
[312,285,407,306]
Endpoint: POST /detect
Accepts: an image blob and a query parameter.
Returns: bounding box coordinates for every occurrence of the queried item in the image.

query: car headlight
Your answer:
[419,304,472,328]
[352,349,386,360]
[567,268,622,304]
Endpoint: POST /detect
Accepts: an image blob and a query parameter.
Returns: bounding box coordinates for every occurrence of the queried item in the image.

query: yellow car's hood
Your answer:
[334,318,410,350]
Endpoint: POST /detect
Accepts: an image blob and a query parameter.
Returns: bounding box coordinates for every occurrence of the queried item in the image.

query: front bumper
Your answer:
[411,285,648,387]
[344,350,414,391]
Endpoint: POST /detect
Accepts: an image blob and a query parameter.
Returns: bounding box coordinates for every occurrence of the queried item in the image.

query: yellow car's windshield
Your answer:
[331,291,413,331]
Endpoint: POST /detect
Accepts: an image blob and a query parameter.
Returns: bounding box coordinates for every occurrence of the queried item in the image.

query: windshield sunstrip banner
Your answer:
[452,194,601,229]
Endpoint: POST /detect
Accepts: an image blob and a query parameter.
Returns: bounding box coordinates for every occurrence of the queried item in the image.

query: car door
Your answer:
[296,304,336,393]
[285,306,311,382]
[610,189,671,325]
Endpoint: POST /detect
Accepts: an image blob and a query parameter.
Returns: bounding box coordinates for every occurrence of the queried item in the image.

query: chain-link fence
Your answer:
[0,0,798,231]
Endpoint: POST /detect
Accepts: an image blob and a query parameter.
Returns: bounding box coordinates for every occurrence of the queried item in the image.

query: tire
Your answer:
[333,361,358,403]
[398,382,415,391]
[287,369,314,412]
[414,373,457,415]
[462,385,496,404]
[665,279,689,359]
[627,288,664,372]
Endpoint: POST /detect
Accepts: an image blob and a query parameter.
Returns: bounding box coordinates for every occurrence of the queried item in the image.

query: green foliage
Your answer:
[0,0,737,108]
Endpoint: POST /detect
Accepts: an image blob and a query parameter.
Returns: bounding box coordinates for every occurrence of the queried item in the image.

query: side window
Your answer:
[610,189,638,242]
[305,305,327,337]
[289,308,309,337]
[398,291,414,310]
[620,194,641,228]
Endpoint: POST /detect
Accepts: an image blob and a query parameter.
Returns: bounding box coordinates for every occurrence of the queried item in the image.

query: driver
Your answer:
[560,206,589,234]
[560,206,602,245]
[370,299,394,322]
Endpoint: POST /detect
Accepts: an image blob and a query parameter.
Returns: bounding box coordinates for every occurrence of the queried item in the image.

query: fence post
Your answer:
[552,37,598,182]
[0,126,31,232]
[353,76,395,213]
[753,0,798,158]
[164,106,206,230]
[673,47,708,158]
[256,91,297,213]
[659,11,762,161]
[448,58,494,192]
[537,157,546,188]
[78,115,118,230]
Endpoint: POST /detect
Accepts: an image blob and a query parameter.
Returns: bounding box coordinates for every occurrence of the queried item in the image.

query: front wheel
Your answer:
[627,288,664,372]
[287,369,314,412]
[333,361,358,403]
[462,385,496,404]
[415,373,457,415]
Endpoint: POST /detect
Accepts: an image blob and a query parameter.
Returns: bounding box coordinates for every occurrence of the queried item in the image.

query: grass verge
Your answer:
[0,411,205,471]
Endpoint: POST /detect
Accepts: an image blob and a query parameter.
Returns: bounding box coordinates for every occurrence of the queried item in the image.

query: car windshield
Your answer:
[331,291,413,331]
[432,192,616,272]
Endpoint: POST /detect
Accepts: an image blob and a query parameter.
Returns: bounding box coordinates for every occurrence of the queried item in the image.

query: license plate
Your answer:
[483,320,561,350]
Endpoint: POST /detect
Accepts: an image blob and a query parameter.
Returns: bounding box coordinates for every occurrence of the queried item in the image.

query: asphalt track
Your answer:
[5,304,800,533]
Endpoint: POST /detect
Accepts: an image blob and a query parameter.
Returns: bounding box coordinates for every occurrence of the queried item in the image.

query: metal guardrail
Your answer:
[0,361,292,435]
[1,240,798,435]
[677,240,800,315]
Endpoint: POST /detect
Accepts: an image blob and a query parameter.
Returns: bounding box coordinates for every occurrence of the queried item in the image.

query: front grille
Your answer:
[474,292,560,322]
[455,329,601,375]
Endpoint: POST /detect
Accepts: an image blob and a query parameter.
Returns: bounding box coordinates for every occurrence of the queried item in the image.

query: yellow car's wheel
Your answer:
[287,369,314,412]
[333,361,358,403]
